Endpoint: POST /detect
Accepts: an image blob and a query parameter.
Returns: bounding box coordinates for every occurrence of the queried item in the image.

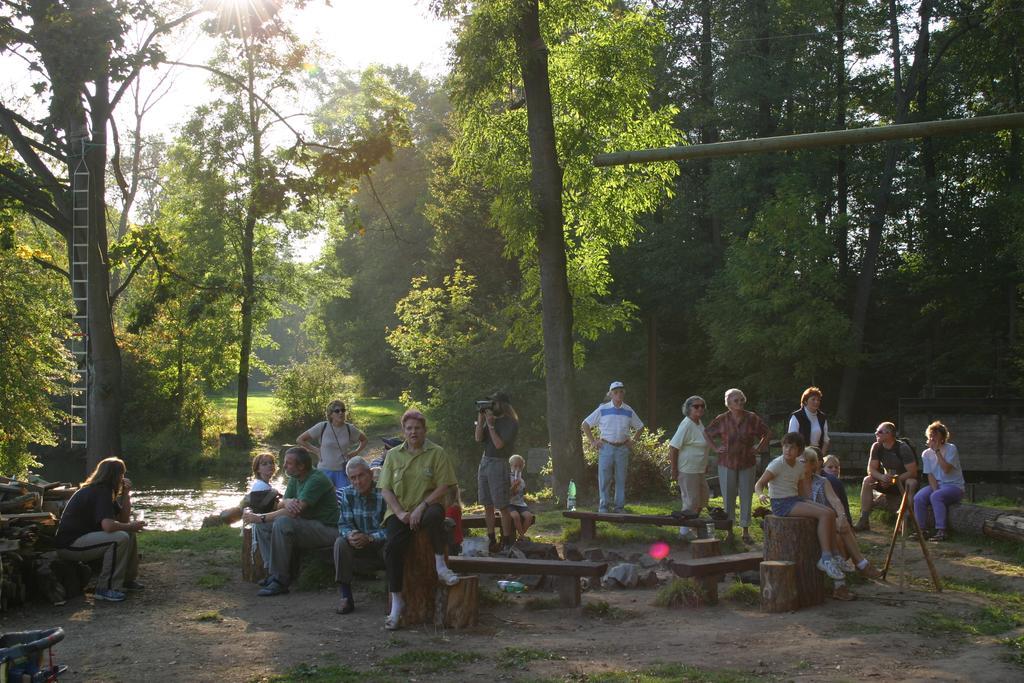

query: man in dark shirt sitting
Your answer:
[854,422,919,531]
[55,457,146,603]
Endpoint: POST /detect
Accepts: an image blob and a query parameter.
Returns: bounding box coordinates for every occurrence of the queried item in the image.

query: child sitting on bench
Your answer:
[507,454,534,541]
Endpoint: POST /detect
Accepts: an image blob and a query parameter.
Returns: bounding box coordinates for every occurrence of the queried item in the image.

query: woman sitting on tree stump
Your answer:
[754,432,850,599]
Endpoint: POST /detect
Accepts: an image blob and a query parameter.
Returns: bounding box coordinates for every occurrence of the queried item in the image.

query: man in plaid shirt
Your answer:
[332,456,386,615]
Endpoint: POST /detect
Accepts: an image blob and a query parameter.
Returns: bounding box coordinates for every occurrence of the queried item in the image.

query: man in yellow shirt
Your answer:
[379,409,460,630]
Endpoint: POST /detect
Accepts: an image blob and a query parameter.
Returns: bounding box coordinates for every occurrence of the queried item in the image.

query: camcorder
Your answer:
[476,399,497,413]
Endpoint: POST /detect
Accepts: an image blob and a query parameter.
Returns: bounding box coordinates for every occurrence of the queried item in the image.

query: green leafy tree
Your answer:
[0,232,76,477]
[0,0,200,468]
[699,192,852,399]
[387,263,545,494]
[436,0,680,491]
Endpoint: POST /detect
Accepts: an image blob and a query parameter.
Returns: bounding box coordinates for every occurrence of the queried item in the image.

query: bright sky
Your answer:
[138,0,455,134]
[127,0,455,260]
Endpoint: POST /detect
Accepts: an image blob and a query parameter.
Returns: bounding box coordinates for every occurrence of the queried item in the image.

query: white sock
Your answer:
[434,554,448,573]
[389,593,404,621]
[857,558,869,570]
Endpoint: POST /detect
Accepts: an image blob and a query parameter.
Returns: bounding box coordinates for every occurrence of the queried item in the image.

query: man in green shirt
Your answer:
[246,446,339,596]
[380,410,460,630]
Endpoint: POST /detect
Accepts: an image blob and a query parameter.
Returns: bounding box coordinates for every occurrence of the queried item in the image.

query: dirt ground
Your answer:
[3,525,1024,682]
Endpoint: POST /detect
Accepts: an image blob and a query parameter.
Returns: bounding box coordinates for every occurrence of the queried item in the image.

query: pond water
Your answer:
[38,458,284,531]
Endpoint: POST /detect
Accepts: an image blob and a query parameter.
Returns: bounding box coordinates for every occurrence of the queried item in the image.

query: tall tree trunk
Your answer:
[915,2,938,246]
[235,41,261,446]
[513,0,584,496]
[698,0,721,252]
[833,0,850,281]
[836,0,932,423]
[84,75,122,471]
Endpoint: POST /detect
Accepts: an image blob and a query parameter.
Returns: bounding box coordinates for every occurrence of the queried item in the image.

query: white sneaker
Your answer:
[436,567,460,586]
[678,527,695,540]
[817,557,846,581]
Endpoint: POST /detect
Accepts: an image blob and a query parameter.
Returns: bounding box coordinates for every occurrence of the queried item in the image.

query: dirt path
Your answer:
[3,528,1023,682]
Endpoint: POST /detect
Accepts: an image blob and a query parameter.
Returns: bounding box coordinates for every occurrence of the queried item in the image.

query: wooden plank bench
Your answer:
[448,556,607,607]
[462,513,501,529]
[671,551,763,578]
[562,510,715,541]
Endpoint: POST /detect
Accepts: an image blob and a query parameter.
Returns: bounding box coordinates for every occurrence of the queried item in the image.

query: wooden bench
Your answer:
[448,556,607,607]
[462,513,501,529]
[671,551,763,578]
[563,510,716,541]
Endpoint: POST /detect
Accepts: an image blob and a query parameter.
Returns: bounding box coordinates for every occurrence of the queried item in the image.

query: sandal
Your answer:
[929,530,949,542]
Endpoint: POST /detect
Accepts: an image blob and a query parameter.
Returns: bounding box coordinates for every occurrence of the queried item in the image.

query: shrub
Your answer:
[654,578,708,608]
[583,427,672,500]
[269,354,363,441]
[722,581,760,607]
[0,250,76,477]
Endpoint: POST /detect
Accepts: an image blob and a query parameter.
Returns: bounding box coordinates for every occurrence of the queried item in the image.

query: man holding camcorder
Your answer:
[474,392,519,552]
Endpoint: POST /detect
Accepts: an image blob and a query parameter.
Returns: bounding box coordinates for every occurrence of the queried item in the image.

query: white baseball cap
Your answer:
[608,381,625,392]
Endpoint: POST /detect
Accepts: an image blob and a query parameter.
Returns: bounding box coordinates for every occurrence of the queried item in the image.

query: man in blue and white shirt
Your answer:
[582,381,645,513]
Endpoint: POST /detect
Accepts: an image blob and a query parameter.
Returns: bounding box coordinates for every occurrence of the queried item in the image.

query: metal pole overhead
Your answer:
[593,112,1024,167]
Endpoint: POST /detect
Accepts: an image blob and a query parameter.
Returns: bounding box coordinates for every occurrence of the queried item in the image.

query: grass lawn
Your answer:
[207,391,403,441]
[209,389,279,434]
[351,398,404,437]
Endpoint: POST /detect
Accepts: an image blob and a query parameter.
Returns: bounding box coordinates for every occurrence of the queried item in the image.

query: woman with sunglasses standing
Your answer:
[668,396,711,541]
[297,399,369,495]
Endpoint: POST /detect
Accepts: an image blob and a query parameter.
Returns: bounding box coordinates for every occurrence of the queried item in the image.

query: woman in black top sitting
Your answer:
[54,457,146,603]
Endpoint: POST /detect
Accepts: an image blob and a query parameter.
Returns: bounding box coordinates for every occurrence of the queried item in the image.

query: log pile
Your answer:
[0,476,76,613]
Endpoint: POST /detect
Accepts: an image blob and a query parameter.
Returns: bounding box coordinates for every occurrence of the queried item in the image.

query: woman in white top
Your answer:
[787,386,830,454]
[296,399,368,493]
[754,432,846,582]
[912,420,965,542]
[668,396,711,539]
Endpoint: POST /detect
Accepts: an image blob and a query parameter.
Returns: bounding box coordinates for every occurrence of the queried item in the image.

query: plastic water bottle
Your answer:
[706,521,715,539]
[497,580,526,593]
[567,480,577,511]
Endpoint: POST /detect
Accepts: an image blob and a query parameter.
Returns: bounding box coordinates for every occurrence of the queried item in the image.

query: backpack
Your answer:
[319,421,354,446]
[896,437,921,472]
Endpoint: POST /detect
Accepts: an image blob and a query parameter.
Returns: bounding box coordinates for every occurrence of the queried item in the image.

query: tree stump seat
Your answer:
[763,515,824,609]
[760,560,798,612]
[241,526,337,584]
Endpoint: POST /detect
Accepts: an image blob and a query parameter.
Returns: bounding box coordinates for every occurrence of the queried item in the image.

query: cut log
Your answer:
[555,575,581,607]
[387,529,441,627]
[759,560,798,613]
[690,538,721,605]
[0,493,40,513]
[986,514,1024,543]
[763,515,824,609]
[439,575,478,628]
